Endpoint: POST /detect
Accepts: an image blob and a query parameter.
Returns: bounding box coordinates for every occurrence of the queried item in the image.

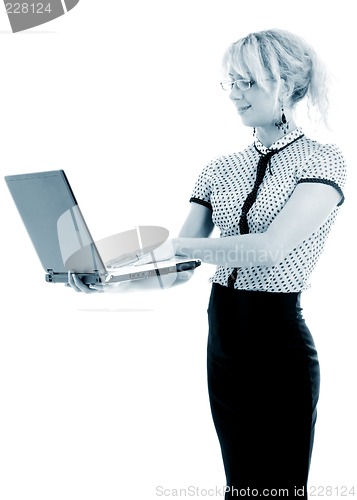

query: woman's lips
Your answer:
[237,105,251,115]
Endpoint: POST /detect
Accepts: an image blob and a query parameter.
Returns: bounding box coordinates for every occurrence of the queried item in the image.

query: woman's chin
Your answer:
[239,115,272,130]
[239,115,257,128]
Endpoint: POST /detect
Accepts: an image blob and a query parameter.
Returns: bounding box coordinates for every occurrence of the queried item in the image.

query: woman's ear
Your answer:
[280,77,294,103]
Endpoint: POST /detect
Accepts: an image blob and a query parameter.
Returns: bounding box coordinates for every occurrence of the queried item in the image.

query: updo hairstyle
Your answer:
[222,29,330,126]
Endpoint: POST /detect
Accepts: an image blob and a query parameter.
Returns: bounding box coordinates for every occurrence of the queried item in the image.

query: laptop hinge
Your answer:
[46,269,54,282]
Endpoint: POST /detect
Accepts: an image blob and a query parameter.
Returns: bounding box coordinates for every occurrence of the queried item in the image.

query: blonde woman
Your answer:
[69,29,346,500]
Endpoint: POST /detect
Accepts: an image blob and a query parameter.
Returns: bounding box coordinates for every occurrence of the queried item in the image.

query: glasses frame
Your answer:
[220,79,253,92]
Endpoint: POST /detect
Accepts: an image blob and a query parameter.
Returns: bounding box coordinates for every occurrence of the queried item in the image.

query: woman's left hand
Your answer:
[67,272,104,293]
[134,238,178,266]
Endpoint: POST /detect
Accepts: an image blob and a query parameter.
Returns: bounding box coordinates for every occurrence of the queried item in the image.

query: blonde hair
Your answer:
[222,29,331,126]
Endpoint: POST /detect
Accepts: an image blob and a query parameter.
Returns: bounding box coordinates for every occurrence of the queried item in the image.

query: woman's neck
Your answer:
[256,118,298,149]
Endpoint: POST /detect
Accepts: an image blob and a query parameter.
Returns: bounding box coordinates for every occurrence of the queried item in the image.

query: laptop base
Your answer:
[46,269,103,285]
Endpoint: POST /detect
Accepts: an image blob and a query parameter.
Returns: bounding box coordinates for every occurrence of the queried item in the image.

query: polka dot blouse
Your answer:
[189,127,347,292]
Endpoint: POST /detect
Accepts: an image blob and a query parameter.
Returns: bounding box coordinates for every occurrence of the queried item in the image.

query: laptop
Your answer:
[4,170,201,287]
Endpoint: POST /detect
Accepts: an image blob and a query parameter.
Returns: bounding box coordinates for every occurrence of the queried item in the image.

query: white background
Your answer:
[0,1,356,499]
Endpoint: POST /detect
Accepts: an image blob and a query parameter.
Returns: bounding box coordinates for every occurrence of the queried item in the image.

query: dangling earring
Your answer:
[275,101,289,135]
[253,127,256,138]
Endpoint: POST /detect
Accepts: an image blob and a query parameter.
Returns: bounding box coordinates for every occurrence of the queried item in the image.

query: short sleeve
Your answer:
[297,143,347,206]
[189,159,214,211]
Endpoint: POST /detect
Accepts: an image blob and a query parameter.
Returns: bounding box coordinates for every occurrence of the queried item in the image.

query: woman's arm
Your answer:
[173,182,341,267]
[68,203,214,293]
[178,202,215,238]
[168,202,215,286]
[137,182,341,268]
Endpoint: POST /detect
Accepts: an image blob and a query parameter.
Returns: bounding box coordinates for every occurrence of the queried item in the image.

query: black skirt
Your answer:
[207,283,320,500]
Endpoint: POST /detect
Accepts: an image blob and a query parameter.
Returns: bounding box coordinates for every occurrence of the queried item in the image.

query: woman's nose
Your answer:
[229,85,244,101]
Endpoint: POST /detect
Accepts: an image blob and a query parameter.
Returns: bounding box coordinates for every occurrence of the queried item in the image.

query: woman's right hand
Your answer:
[66,268,194,294]
[67,273,124,294]
[67,272,105,294]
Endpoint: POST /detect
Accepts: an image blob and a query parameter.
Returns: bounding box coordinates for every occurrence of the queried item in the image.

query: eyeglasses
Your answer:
[220,79,254,91]
[220,78,275,92]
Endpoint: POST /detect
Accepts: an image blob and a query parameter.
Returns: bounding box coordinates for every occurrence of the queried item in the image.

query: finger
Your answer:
[68,272,82,292]
[134,258,152,266]
[70,273,98,294]
[134,253,154,266]
[110,256,140,268]
[88,284,105,292]
[67,273,102,293]
[106,251,141,268]
[177,271,191,280]
[106,256,131,267]
[74,274,98,294]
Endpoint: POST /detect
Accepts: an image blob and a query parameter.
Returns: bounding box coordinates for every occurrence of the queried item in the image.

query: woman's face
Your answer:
[228,66,280,130]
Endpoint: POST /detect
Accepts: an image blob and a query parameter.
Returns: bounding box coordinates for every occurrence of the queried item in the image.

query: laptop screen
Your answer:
[5,170,106,275]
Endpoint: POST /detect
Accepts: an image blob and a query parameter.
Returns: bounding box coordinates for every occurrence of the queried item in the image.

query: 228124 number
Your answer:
[5,3,52,13]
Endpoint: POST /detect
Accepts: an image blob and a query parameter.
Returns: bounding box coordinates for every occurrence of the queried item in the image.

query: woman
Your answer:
[69,29,346,499]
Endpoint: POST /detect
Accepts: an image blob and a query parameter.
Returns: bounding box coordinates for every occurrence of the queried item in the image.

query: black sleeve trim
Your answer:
[189,197,213,211]
[297,178,345,207]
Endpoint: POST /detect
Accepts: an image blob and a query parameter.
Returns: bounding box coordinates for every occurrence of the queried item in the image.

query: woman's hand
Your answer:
[67,272,105,293]
[134,238,179,266]
[67,273,124,293]
[105,250,141,268]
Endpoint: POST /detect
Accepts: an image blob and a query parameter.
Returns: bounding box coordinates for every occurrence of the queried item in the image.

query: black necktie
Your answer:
[227,133,304,289]
[238,150,276,235]
[227,149,276,288]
